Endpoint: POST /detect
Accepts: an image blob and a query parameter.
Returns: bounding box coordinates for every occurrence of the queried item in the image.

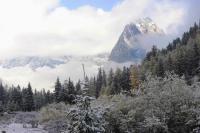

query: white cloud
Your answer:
[0,0,197,59]
[0,59,100,90]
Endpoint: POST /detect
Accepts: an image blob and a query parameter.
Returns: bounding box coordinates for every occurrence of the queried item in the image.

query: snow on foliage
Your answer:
[39,73,200,133]
[66,96,105,133]
[104,73,200,132]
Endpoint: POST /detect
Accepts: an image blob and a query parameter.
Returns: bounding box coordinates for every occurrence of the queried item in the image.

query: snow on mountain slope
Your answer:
[1,56,67,70]
[0,54,109,70]
[109,17,164,63]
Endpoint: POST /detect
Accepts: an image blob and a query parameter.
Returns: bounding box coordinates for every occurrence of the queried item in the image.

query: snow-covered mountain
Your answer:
[1,57,66,70]
[109,17,164,63]
[0,54,109,70]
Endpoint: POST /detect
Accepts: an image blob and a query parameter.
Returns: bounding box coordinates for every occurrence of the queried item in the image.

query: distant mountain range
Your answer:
[109,17,164,63]
[0,54,109,70]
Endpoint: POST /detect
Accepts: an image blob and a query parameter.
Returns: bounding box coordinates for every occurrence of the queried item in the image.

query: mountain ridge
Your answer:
[109,17,164,63]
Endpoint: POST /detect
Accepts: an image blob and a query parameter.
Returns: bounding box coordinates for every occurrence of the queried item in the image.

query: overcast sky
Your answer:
[0,0,199,59]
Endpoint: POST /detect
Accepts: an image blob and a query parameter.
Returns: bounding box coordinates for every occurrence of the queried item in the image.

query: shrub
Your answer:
[104,73,200,133]
[39,102,68,123]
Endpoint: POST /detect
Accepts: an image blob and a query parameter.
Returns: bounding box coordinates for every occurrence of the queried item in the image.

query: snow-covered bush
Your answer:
[105,73,200,133]
[40,102,68,123]
[66,96,106,133]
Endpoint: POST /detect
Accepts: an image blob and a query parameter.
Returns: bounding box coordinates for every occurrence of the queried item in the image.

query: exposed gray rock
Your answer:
[109,17,163,63]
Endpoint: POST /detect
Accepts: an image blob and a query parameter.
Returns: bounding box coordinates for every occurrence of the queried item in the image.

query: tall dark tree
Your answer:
[54,77,62,103]
[121,67,131,92]
[8,85,22,111]
[192,43,200,73]
[181,32,190,45]
[67,78,76,104]
[151,45,158,57]
[107,69,114,87]
[96,68,103,98]
[110,68,122,95]
[102,70,107,87]
[156,59,165,77]
[0,83,5,105]
[45,90,52,104]
[23,83,34,111]
[75,80,81,95]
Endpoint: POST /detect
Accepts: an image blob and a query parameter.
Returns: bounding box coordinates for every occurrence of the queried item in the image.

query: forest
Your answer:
[1,22,200,133]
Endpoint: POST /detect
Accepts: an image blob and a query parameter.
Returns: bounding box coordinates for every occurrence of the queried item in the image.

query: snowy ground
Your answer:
[0,123,47,133]
[0,112,47,133]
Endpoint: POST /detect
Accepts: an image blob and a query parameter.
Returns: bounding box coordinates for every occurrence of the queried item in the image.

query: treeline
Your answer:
[141,22,200,84]
[53,66,134,102]
[78,21,200,98]
[0,83,53,112]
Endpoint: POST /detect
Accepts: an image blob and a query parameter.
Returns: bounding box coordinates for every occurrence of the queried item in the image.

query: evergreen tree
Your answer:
[67,78,76,104]
[22,83,34,111]
[175,48,186,76]
[45,90,52,104]
[121,67,131,92]
[8,85,22,111]
[107,69,114,87]
[96,68,103,98]
[87,77,96,97]
[181,32,190,45]
[26,83,34,111]
[192,43,200,73]
[0,83,5,105]
[54,77,62,103]
[110,68,122,95]
[156,59,165,77]
[75,80,81,95]
[102,70,107,87]
[151,45,158,57]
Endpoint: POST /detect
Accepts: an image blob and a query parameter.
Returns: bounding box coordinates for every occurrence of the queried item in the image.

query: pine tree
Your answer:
[156,59,165,77]
[67,78,76,104]
[45,90,52,104]
[75,80,81,95]
[192,43,200,73]
[121,67,131,92]
[0,83,5,105]
[102,70,107,87]
[175,48,186,76]
[151,45,158,57]
[181,32,190,45]
[107,69,114,87]
[8,85,22,111]
[21,83,34,111]
[110,68,122,95]
[96,68,103,98]
[87,77,96,97]
[54,77,62,103]
[26,83,34,111]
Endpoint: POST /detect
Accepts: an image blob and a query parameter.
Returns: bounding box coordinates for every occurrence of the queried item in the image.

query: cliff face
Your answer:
[109,17,163,63]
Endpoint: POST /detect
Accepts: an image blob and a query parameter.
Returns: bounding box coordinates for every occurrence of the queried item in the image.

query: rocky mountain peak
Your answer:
[109,17,164,63]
